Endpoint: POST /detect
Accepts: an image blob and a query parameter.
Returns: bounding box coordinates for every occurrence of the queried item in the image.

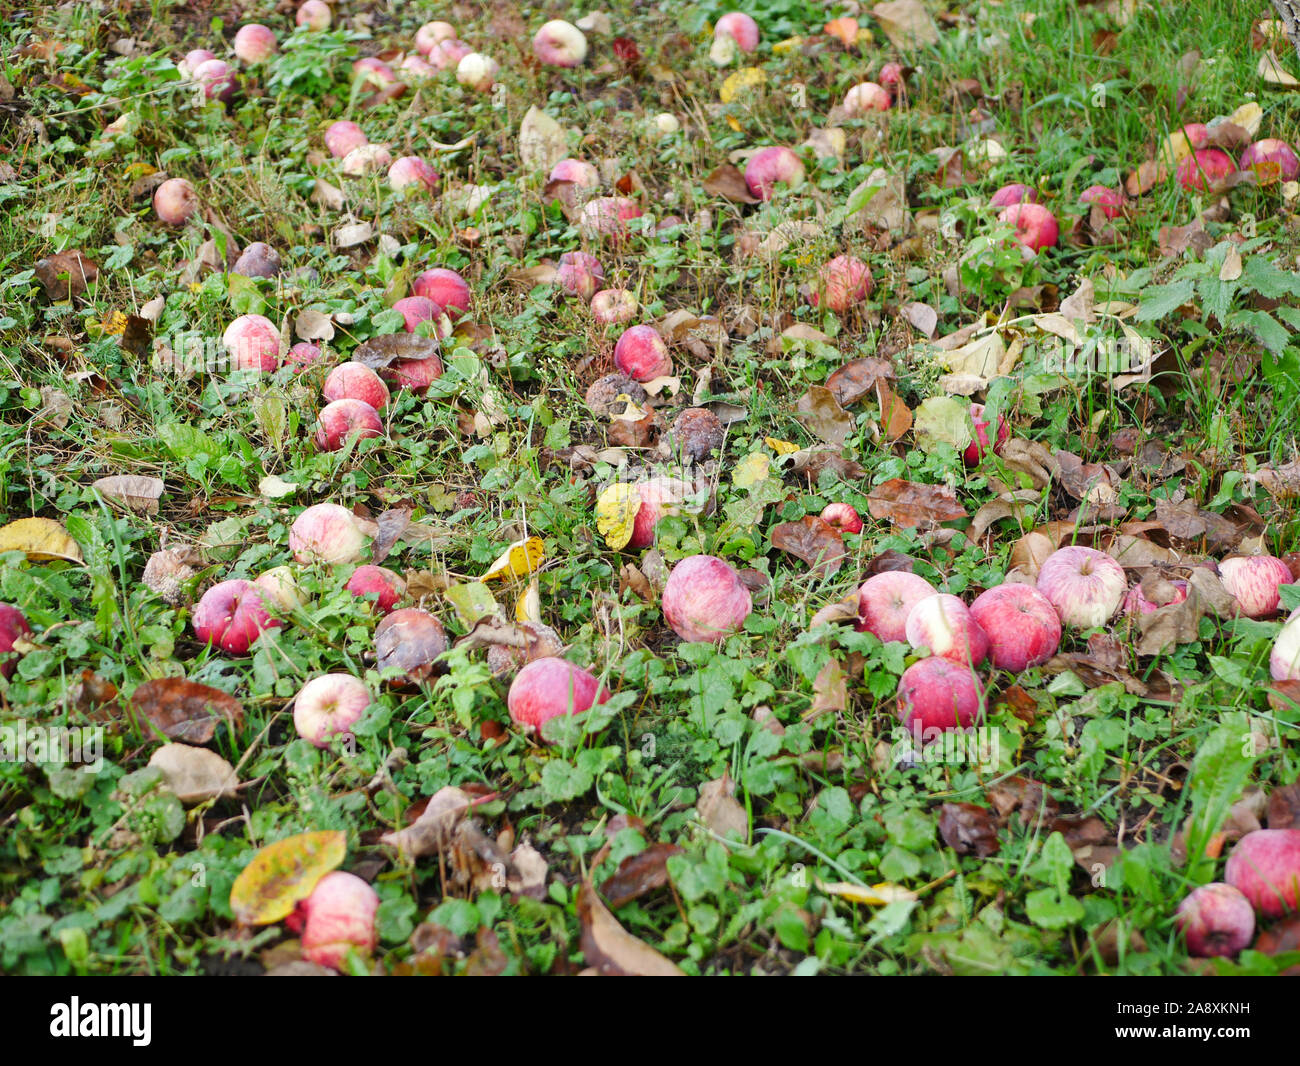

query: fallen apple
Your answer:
[428,38,472,70]
[998,201,1058,252]
[857,571,937,644]
[384,354,445,394]
[232,242,281,278]
[714,12,760,52]
[842,82,890,115]
[744,146,805,201]
[353,57,398,89]
[192,58,236,102]
[508,656,609,734]
[969,583,1061,672]
[627,477,693,550]
[179,49,216,78]
[1036,546,1126,628]
[590,288,639,325]
[556,251,605,302]
[578,196,644,241]
[456,52,500,92]
[1271,611,1300,681]
[412,267,471,318]
[549,158,600,188]
[296,0,332,31]
[1175,882,1256,958]
[905,593,990,667]
[1219,554,1293,619]
[613,324,672,381]
[341,143,393,177]
[1078,184,1125,218]
[989,183,1039,208]
[963,403,1009,466]
[222,314,281,372]
[391,295,444,335]
[233,24,277,64]
[486,621,565,676]
[0,604,32,680]
[1176,148,1236,192]
[325,120,368,159]
[819,503,863,534]
[416,21,458,55]
[662,555,752,643]
[345,565,405,614]
[810,255,873,313]
[153,178,198,225]
[375,607,449,683]
[323,362,389,411]
[1224,828,1300,919]
[1239,139,1300,184]
[533,20,588,67]
[672,408,725,462]
[290,871,379,970]
[1123,578,1189,616]
[293,673,372,747]
[287,342,325,371]
[290,503,367,565]
[315,398,383,452]
[896,657,983,733]
[253,566,305,613]
[192,579,282,654]
[388,156,438,192]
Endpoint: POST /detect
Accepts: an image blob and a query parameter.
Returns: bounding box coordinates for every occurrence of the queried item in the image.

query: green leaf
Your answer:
[1184,726,1256,884]
[1134,279,1195,322]
[1025,887,1084,929]
[1229,309,1290,356]
[540,758,593,803]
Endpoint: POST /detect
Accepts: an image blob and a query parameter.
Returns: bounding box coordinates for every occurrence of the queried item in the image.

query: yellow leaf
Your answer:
[1229,102,1263,138]
[516,579,541,623]
[764,436,800,456]
[772,36,804,55]
[719,66,766,105]
[595,483,641,551]
[732,452,770,488]
[482,536,545,581]
[726,115,743,133]
[228,830,347,926]
[0,517,83,563]
[817,879,918,906]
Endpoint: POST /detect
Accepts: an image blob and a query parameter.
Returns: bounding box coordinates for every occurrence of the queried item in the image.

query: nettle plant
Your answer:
[1133,237,1300,394]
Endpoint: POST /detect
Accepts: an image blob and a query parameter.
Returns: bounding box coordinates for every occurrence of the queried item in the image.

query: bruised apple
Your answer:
[192,579,282,654]
[508,656,609,735]
[662,555,752,643]
[289,503,366,565]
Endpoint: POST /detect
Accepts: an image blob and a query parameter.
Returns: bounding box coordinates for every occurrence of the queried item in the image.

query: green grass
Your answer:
[0,0,1299,975]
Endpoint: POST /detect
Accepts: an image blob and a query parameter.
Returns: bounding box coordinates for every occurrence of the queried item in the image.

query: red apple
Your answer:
[1176,148,1236,192]
[345,565,405,614]
[1219,555,1293,619]
[323,362,389,411]
[905,593,990,667]
[233,24,277,64]
[508,656,609,734]
[179,49,217,77]
[662,555,752,643]
[385,354,445,393]
[856,571,937,644]
[990,183,1039,208]
[556,251,605,301]
[1175,882,1256,958]
[296,0,332,31]
[315,398,383,452]
[590,288,639,325]
[715,12,760,52]
[416,21,457,55]
[1079,184,1125,218]
[998,202,1058,252]
[896,657,983,733]
[287,342,325,371]
[613,325,672,381]
[819,503,862,534]
[0,604,32,679]
[578,196,644,241]
[843,82,890,115]
[1036,546,1126,628]
[878,62,905,92]
[627,477,692,550]
[153,178,198,225]
[810,255,873,313]
[428,38,472,70]
[290,503,367,565]
[293,673,372,747]
[291,871,379,970]
[549,158,600,188]
[352,57,398,88]
[963,403,1009,465]
[253,566,304,613]
[1239,139,1300,184]
[969,583,1061,671]
[325,120,368,159]
[222,314,280,372]
[744,146,805,201]
[400,55,435,80]
[391,295,445,335]
[388,156,438,191]
[192,579,282,654]
[1180,123,1210,150]
[192,59,236,102]
[1225,829,1300,919]
[533,20,587,67]
[412,268,470,318]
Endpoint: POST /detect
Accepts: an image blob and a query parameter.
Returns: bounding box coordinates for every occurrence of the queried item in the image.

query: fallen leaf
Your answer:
[877,380,912,440]
[595,484,641,550]
[938,803,1000,856]
[34,250,98,300]
[697,774,747,841]
[794,386,854,446]
[229,831,348,925]
[295,309,335,343]
[147,742,238,805]
[826,357,894,407]
[872,0,941,50]
[866,479,967,527]
[578,880,684,976]
[0,517,83,563]
[703,164,759,204]
[482,537,545,581]
[817,880,917,906]
[806,657,848,720]
[771,516,845,577]
[518,106,569,174]
[93,475,163,515]
[131,679,243,743]
[600,843,684,908]
[913,396,974,454]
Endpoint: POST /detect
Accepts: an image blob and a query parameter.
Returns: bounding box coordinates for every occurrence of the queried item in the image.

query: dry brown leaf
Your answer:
[577,881,684,976]
[703,164,759,204]
[93,475,164,515]
[866,479,966,527]
[34,250,98,300]
[771,516,845,578]
[872,0,940,50]
[794,386,854,446]
[826,357,894,407]
[805,658,848,721]
[697,774,748,841]
[876,379,912,440]
[938,803,1000,856]
[147,743,238,804]
[599,843,683,909]
[131,678,243,743]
